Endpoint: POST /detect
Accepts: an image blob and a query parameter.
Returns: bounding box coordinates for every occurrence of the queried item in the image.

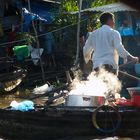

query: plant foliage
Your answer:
[92,0,118,7]
[16,32,36,45]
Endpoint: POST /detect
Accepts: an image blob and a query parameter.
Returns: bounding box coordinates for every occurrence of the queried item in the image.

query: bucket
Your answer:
[13,45,30,61]
[65,95,105,107]
[127,87,140,107]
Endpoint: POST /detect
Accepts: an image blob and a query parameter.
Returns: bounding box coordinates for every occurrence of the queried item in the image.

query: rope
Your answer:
[75,0,83,65]
[119,61,140,81]
[0,18,88,47]
[119,61,133,68]
[92,105,121,133]
[119,70,140,81]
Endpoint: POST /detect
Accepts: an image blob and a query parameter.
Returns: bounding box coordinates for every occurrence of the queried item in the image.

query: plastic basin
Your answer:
[127,87,140,107]
[127,87,140,96]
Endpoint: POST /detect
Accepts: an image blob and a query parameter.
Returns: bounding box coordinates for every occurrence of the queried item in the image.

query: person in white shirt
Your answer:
[83,12,138,75]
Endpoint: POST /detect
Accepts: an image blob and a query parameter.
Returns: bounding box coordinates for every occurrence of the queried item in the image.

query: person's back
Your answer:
[83,12,138,74]
[93,25,114,58]
[88,25,120,70]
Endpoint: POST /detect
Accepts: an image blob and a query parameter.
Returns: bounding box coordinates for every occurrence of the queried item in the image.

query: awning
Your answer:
[71,2,137,14]
[83,2,137,13]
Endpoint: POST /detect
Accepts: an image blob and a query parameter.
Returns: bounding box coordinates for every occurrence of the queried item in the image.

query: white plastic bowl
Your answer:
[135,63,140,75]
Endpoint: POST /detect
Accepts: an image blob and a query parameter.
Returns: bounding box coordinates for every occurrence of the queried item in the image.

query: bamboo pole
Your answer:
[119,70,140,81]
[75,0,83,66]
[119,61,133,68]
[45,91,67,106]
[27,0,45,83]
[65,71,72,84]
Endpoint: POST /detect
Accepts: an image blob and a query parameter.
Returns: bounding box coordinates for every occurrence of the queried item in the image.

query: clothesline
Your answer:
[0,18,88,47]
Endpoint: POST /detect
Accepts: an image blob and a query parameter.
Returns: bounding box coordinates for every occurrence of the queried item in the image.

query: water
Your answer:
[0,89,32,108]
[0,88,49,108]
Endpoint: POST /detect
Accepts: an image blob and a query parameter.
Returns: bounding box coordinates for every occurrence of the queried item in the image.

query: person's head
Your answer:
[100,12,115,28]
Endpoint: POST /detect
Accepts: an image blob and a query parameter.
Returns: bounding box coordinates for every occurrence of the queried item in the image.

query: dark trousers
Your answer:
[94,64,117,75]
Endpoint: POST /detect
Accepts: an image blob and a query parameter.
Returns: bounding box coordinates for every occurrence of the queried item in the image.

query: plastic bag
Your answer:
[10,100,34,112]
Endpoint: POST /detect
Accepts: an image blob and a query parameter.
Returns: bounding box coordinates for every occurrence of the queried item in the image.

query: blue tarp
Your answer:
[22,2,55,31]
[30,2,54,24]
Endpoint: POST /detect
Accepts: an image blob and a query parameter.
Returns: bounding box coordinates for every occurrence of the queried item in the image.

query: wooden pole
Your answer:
[75,0,83,66]
[65,71,72,84]
[119,70,140,81]
[27,0,45,83]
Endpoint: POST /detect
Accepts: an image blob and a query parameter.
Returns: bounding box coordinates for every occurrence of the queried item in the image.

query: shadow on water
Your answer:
[0,86,50,109]
[0,87,34,108]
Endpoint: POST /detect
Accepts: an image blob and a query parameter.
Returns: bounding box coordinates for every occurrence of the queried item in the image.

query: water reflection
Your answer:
[0,88,34,108]
[0,89,47,108]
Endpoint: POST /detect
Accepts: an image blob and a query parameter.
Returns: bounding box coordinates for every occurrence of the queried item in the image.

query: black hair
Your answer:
[100,12,114,25]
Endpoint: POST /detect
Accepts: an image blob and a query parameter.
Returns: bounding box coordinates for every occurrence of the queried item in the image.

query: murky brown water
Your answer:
[0,88,32,108]
[0,88,49,108]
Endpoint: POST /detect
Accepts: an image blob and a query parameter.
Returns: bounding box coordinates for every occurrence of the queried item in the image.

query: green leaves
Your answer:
[53,0,79,27]
[92,0,118,7]
[61,0,78,13]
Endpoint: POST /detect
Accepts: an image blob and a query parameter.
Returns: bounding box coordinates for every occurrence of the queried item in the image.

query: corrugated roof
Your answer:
[42,0,60,4]
[71,2,137,14]
[83,2,137,13]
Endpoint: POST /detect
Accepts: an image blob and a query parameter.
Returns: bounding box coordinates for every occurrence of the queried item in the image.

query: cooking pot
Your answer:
[65,95,105,107]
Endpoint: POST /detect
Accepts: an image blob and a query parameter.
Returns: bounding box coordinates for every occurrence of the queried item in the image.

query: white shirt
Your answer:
[83,25,132,70]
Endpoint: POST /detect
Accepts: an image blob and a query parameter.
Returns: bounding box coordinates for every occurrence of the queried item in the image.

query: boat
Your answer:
[0,105,139,140]
[0,57,27,93]
[0,83,139,140]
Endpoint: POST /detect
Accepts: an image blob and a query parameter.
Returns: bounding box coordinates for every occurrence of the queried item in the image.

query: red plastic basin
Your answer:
[127,87,140,107]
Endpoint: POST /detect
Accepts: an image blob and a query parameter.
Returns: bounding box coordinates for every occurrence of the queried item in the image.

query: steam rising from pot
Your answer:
[69,68,122,98]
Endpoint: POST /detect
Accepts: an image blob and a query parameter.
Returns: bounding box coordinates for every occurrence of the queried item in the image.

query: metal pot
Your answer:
[65,95,105,107]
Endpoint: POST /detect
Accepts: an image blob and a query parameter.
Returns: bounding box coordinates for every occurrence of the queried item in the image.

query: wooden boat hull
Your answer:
[0,69,26,93]
[0,106,139,140]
